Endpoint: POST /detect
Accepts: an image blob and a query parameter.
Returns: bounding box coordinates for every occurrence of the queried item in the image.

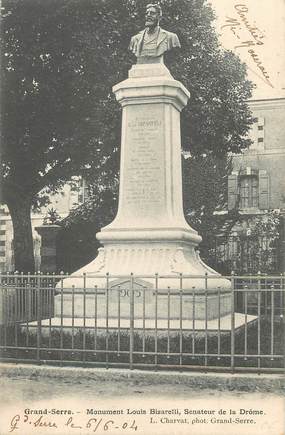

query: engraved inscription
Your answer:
[123,106,165,213]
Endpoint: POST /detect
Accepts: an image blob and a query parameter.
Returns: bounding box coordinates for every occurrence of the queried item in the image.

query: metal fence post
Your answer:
[204,272,208,369]
[154,273,158,369]
[27,272,31,322]
[230,271,235,373]
[94,285,98,356]
[83,273,86,363]
[117,285,121,357]
[270,284,275,361]
[179,273,183,369]
[281,273,285,318]
[278,211,285,274]
[36,272,42,363]
[3,286,8,352]
[60,271,64,366]
[14,272,19,352]
[106,272,109,369]
[129,273,134,370]
[71,285,75,353]
[280,272,285,367]
[257,270,261,371]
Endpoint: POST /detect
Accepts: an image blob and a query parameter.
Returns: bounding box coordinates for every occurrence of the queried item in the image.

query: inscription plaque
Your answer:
[122,104,165,218]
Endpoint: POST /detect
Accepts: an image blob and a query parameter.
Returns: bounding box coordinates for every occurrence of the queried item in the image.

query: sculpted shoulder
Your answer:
[160,28,181,48]
[130,30,145,43]
[130,28,180,44]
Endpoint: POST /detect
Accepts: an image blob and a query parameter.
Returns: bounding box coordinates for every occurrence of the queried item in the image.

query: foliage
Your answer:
[183,154,231,229]
[42,207,62,225]
[182,154,240,267]
[249,211,280,240]
[236,211,281,274]
[1,0,253,271]
[57,188,118,272]
[208,211,281,274]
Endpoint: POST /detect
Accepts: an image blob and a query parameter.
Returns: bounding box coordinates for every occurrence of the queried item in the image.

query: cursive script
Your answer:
[9,413,138,433]
[9,415,20,432]
[221,4,274,88]
[10,414,58,432]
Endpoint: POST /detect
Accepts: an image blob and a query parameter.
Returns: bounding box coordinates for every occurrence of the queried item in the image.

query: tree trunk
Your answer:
[7,197,35,273]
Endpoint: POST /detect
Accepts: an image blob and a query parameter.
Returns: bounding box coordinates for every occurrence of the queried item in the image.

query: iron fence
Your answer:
[208,235,279,275]
[0,272,284,373]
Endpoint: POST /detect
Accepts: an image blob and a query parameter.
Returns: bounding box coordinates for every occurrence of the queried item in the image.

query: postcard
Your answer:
[0,0,284,434]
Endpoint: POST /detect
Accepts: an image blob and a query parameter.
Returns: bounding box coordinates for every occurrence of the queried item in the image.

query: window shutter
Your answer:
[228,174,238,210]
[259,170,269,210]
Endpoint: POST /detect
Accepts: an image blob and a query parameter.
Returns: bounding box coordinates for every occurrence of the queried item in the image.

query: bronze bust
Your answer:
[129,4,181,63]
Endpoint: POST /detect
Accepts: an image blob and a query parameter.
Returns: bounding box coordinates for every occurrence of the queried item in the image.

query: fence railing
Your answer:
[208,235,279,274]
[0,272,284,373]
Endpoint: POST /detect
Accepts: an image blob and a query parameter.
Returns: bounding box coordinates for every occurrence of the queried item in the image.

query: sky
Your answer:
[209,0,285,99]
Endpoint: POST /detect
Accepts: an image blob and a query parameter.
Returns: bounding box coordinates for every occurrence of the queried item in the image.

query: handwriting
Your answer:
[220,4,274,88]
[65,416,82,429]
[234,4,265,46]
[33,415,58,429]
[9,414,138,432]
[248,49,272,85]
[9,415,20,432]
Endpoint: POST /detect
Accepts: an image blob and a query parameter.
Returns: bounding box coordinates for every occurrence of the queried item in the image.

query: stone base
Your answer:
[55,242,231,321]
[54,288,231,321]
[56,243,231,286]
[26,313,257,336]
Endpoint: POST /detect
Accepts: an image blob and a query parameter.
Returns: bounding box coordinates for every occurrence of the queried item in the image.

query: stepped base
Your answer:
[55,242,231,321]
[55,288,231,321]
[25,313,257,335]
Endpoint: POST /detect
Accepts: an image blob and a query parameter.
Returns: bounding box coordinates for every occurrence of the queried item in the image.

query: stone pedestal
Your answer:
[35,225,61,273]
[55,64,231,319]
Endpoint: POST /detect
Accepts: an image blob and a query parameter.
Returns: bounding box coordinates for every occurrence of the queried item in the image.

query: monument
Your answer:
[55,4,231,321]
[129,4,180,62]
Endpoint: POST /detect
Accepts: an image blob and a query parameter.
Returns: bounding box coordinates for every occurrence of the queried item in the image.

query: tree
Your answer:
[235,211,281,274]
[182,154,239,263]
[1,0,125,271]
[1,0,253,272]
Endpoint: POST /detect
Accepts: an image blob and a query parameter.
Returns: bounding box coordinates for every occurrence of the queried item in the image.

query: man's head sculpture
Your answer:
[145,3,162,29]
[129,3,181,64]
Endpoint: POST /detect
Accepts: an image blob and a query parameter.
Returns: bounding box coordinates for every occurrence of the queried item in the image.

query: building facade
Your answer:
[223,97,285,274]
[0,180,87,272]
[228,97,285,214]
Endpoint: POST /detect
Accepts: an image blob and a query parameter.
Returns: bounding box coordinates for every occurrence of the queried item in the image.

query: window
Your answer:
[228,169,269,211]
[249,116,265,150]
[78,178,89,203]
[239,176,258,208]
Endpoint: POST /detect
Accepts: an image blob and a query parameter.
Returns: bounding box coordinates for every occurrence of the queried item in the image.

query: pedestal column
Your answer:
[35,224,60,273]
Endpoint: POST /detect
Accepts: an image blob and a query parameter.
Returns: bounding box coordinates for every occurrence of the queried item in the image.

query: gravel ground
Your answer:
[0,372,277,405]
